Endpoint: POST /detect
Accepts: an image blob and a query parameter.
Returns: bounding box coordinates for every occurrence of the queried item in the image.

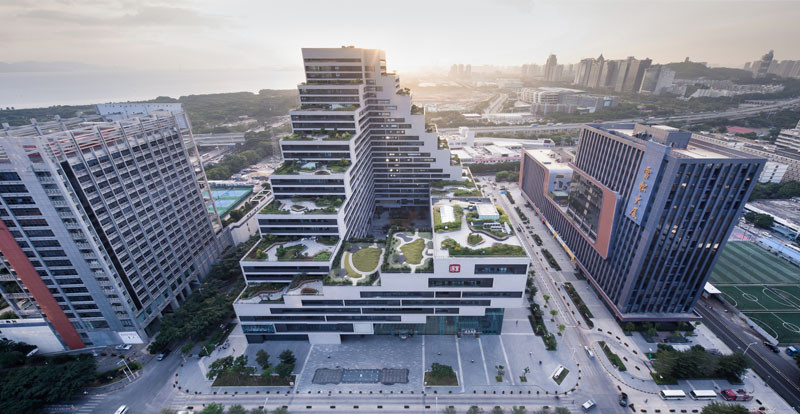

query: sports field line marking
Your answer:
[762,287,800,309]
[772,287,800,309]
[746,314,780,340]
[735,285,768,311]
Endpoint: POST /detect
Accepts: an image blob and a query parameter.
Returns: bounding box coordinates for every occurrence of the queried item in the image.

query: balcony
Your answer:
[411,104,424,115]
[261,197,343,215]
[396,87,411,96]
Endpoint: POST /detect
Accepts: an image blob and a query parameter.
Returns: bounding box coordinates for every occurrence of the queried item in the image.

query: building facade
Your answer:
[0,113,222,349]
[520,124,764,321]
[777,120,800,152]
[235,47,529,344]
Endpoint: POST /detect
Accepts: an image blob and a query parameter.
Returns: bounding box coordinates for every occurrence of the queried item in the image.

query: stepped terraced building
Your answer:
[520,123,764,321]
[235,47,529,344]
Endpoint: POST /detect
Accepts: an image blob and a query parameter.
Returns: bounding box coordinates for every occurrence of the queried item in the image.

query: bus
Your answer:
[660,390,686,400]
[689,390,717,400]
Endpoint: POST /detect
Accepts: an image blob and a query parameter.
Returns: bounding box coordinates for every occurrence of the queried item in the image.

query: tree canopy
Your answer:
[700,402,748,414]
[744,211,775,229]
[652,344,748,382]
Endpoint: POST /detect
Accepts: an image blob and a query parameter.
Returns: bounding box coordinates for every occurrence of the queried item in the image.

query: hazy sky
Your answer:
[2,0,800,72]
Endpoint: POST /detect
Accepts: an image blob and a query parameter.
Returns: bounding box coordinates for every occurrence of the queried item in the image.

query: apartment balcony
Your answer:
[0,274,18,282]
[64,222,82,230]
[58,211,74,219]
[38,176,57,184]
[5,292,30,300]
[44,188,62,196]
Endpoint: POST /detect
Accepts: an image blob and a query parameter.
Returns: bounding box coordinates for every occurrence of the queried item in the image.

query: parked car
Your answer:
[156,352,169,361]
[764,342,780,353]
[114,344,132,351]
[619,392,629,407]
[786,345,800,356]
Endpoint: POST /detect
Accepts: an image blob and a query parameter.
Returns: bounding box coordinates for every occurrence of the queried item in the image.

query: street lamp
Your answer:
[743,341,758,356]
[117,359,133,383]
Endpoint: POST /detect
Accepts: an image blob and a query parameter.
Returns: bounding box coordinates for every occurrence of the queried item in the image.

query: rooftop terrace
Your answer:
[243,235,340,262]
[431,198,526,258]
[260,196,343,215]
[273,159,352,175]
[281,130,354,141]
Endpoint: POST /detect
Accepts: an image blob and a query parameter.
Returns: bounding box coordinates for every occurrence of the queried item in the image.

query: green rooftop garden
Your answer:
[245,235,300,260]
[260,199,288,214]
[283,129,354,141]
[273,158,352,175]
[430,178,475,189]
[240,283,286,299]
[434,204,463,232]
[441,238,525,256]
[411,104,424,115]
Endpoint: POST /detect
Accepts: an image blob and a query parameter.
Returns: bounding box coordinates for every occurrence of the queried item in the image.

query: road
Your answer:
[482,177,625,413]
[696,299,800,408]
[438,96,800,133]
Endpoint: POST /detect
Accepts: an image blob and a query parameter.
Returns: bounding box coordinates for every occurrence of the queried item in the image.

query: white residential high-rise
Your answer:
[0,110,222,350]
[234,47,529,344]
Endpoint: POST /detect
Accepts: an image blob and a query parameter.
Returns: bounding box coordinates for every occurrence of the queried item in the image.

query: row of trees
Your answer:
[749,181,800,201]
[652,344,748,382]
[496,170,520,182]
[205,131,277,180]
[743,211,775,229]
[161,405,287,414]
[148,236,259,354]
[0,339,96,413]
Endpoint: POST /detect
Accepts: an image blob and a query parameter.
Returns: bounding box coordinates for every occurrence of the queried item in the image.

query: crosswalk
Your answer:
[77,395,106,413]
[43,394,106,414]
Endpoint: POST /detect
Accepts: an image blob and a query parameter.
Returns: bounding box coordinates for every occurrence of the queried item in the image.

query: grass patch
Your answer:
[441,238,526,257]
[434,205,464,232]
[352,247,381,272]
[650,372,678,385]
[563,282,594,328]
[343,252,361,278]
[425,363,458,386]
[598,341,627,371]
[400,239,425,264]
[552,367,570,385]
[467,233,484,246]
[541,248,561,270]
[212,373,294,387]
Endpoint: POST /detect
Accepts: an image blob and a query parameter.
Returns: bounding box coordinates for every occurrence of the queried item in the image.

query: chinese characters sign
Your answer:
[625,142,666,225]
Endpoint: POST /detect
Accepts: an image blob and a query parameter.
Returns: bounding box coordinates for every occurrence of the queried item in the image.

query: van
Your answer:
[115,406,129,414]
[582,400,596,411]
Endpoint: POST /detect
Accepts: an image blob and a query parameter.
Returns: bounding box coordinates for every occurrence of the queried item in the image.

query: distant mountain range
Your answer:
[0,61,112,73]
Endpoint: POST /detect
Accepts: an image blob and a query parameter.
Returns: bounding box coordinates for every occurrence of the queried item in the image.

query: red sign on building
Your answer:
[449,264,461,273]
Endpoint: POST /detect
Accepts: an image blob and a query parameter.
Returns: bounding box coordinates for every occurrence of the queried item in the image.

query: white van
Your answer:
[582,399,596,410]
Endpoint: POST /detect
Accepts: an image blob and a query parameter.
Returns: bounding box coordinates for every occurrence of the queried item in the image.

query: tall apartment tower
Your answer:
[544,54,558,82]
[621,58,652,93]
[752,50,774,78]
[520,124,764,321]
[587,54,605,89]
[573,58,594,87]
[235,47,528,344]
[0,112,221,349]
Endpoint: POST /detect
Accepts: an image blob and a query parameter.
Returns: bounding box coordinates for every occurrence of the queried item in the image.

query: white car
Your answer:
[582,400,596,411]
[115,344,132,351]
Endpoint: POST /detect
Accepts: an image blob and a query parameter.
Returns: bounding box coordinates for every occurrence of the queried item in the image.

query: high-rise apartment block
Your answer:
[520,124,764,321]
[234,47,529,344]
[544,54,559,82]
[572,55,653,94]
[777,120,800,153]
[0,111,222,349]
[639,65,676,95]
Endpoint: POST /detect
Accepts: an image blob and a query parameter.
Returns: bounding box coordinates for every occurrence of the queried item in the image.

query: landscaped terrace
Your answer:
[272,159,352,175]
[236,282,287,304]
[324,240,385,286]
[243,235,340,262]
[260,197,343,215]
[382,229,434,273]
[282,130,354,141]
[431,199,525,258]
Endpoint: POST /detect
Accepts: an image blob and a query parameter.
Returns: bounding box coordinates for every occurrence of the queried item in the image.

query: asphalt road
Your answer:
[696,299,800,409]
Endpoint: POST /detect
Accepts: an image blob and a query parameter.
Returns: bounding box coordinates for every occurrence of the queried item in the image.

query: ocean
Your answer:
[0,67,304,109]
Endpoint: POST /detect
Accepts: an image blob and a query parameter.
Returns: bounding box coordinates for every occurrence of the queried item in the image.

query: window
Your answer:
[462,291,523,298]
[475,264,527,274]
[428,278,493,288]
[0,172,21,181]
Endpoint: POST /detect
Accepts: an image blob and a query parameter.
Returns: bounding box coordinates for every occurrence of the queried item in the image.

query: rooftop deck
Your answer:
[260,197,343,215]
[272,159,352,175]
[432,199,526,258]
[243,235,340,262]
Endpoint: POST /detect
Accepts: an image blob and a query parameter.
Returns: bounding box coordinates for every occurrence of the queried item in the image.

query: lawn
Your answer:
[599,341,627,371]
[400,239,425,264]
[552,367,570,385]
[424,371,458,386]
[343,252,361,278]
[352,247,381,272]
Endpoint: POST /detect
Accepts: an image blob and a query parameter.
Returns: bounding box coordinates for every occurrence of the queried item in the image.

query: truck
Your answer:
[720,389,753,401]
[786,345,800,356]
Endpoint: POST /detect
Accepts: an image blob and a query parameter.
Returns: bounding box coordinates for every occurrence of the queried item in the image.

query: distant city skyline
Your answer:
[1,0,799,73]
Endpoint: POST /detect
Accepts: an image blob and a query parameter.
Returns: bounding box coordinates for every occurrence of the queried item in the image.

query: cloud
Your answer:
[18,4,220,27]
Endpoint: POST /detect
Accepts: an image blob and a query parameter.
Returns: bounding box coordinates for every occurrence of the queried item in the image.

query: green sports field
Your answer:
[710,241,800,344]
